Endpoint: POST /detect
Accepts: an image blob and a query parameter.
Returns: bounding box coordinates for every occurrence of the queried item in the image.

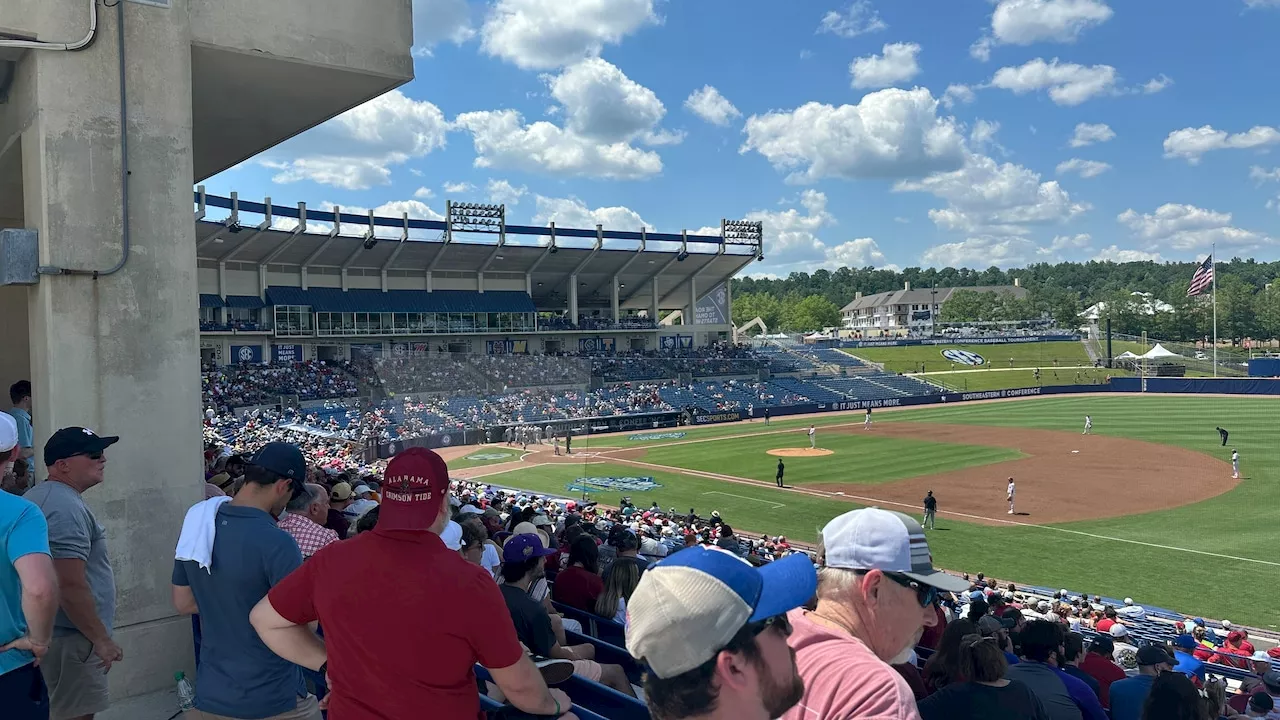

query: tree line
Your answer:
[730,258,1280,340]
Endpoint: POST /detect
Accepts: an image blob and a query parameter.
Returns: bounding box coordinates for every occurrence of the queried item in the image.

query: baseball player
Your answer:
[1217,426,1229,447]
[775,458,785,488]
[1082,415,1092,435]
[864,408,872,430]
[1006,477,1016,515]
[552,434,561,456]
[808,425,816,449]
[1231,449,1240,479]
[763,407,771,426]
[923,490,937,530]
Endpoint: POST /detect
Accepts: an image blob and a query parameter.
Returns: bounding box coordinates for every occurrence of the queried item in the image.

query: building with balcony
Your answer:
[841,281,1028,335]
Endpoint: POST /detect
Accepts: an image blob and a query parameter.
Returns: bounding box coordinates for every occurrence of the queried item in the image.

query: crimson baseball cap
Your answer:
[44,427,120,466]
[379,447,450,531]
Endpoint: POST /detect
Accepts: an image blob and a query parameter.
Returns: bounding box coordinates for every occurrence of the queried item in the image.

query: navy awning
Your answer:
[263,287,535,314]
[225,295,266,309]
[199,294,225,308]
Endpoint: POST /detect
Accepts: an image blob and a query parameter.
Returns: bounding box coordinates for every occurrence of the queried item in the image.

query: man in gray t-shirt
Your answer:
[24,426,121,720]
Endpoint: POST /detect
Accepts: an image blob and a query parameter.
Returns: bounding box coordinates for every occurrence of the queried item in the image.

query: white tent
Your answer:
[1114,351,1140,360]
[1140,343,1180,360]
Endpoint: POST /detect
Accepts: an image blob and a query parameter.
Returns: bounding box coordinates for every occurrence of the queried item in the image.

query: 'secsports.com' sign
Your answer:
[693,411,743,425]
[565,476,664,493]
[628,432,687,441]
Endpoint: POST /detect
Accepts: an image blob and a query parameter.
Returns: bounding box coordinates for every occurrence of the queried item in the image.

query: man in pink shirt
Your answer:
[783,508,970,720]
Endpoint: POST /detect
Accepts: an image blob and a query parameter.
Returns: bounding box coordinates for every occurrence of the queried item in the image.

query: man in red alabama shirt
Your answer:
[249,447,573,719]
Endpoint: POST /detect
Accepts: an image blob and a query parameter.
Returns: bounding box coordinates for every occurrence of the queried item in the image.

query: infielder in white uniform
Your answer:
[1231,449,1239,479]
[1083,415,1092,435]
[864,409,872,429]
[1006,477,1016,515]
[808,425,816,449]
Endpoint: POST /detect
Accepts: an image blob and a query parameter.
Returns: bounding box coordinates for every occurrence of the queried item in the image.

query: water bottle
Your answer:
[175,671,196,712]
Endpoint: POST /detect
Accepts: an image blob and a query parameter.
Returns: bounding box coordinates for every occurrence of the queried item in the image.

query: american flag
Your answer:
[1187,255,1214,297]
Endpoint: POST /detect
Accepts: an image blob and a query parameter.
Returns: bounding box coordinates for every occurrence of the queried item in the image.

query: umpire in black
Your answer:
[775,458,785,487]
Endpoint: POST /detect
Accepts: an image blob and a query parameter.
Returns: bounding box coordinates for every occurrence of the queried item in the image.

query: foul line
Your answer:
[702,491,786,509]
[609,457,1280,569]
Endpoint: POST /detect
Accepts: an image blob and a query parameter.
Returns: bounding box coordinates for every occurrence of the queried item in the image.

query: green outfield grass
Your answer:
[638,432,1021,485]
[847,340,1092,374]
[480,394,1280,627]
[923,367,1117,392]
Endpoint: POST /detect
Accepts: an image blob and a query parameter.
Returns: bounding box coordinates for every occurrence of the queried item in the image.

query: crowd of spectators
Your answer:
[201,361,362,411]
[468,355,594,389]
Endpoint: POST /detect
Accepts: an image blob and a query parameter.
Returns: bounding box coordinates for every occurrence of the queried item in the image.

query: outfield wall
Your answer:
[840,334,1078,348]
[1110,377,1280,395]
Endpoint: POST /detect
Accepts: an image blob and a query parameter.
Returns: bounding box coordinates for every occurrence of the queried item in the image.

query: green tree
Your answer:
[784,295,841,331]
[1253,281,1280,340]
[731,292,784,332]
[1216,275,1257,340]
[938,290,995,322]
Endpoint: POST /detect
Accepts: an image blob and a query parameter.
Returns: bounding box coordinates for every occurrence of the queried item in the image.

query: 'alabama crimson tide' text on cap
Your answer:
[379,447,449,531]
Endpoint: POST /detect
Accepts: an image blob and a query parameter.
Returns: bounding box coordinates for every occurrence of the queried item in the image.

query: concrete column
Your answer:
[11,0,199,697]
[687,276,698,326]
[611,276,620,322]
[725,279,733,331]
[525,272,532,295]
[569,274,579,324]
[259,264,268,298]
[218,260,228,325]
[650,277,659,323]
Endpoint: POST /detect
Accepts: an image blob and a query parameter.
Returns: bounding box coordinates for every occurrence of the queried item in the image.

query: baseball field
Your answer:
[447,394,1279,628]
[842,340,1126,391]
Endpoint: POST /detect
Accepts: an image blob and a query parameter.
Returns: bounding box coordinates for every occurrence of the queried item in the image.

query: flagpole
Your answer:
[1212,243,1218,378]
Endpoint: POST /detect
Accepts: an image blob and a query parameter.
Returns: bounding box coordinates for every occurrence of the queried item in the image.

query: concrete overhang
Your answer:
[189,0,414,181]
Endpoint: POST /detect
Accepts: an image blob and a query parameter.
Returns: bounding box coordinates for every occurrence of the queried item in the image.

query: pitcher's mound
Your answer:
[768,448,834,457]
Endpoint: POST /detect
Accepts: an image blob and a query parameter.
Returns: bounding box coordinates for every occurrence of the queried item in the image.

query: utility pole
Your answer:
[931,281,938,338]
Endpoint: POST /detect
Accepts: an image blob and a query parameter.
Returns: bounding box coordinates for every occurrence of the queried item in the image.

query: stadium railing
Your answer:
[553,601,627,648]
[565,629,644,686]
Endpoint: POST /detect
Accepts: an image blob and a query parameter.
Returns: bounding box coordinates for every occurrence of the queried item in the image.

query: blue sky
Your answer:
[203,0,1280,278]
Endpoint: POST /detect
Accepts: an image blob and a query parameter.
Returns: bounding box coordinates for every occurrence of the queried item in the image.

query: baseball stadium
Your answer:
[7,1,1280,718]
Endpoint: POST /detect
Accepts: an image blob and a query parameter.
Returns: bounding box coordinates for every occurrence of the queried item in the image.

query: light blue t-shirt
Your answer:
[7,408,32,475]
[173,504,306,719]
[1108,673,1156,720]
[0,491,51,676]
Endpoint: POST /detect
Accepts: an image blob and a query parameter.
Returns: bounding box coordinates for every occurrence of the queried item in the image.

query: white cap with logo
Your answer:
[820,508,970,592]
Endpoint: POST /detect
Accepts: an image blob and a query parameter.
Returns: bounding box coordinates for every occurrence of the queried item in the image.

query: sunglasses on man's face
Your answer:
[747,613,793,638]
[883,572,938,608]
[75,452,104,461]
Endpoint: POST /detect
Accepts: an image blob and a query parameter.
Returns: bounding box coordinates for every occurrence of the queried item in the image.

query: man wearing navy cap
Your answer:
[627,545,817,720]
[171,441,322,720]
[24,426,121,720]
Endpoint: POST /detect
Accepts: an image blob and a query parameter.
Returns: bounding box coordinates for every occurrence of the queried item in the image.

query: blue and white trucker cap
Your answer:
[821,508,970,592]
[625,546,817,679]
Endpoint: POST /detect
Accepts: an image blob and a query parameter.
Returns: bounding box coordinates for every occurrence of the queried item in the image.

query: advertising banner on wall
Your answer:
[230,345,263,364]
[844,335,1076,348]
[579,337,617,353]
[272,344,303,363]
[694,282,729,325]
[350,343,383,358]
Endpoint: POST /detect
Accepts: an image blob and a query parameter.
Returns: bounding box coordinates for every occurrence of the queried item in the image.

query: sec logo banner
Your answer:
[941,349,986,366]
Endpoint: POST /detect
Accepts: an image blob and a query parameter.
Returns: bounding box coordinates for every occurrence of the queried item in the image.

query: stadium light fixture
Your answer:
[447,201,506,235]
[721,219,763,245]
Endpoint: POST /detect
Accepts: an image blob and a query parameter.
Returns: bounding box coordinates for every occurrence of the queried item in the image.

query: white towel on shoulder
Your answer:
[175,496,231,572]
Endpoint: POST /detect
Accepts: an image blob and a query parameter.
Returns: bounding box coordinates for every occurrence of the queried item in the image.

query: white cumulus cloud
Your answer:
[258,91,450,190]
[746,191,896,274]
[895,153,1089,237]
[443,181,476,193]
[532,195,652,231]
[480,0,658,70]
[1117,203,1272,252]
[1069,122,1115,147]
[413,0,475,56]
[549,57,671,143]
[989,58,1119,105]
[818,1,888,37]
[413,187,435,199]
[850,42,922,89]
[990,0,1113,44]
[1093,245,1163,263]
[921,236,1051,269]
[1050,233,1092,251]
[740,87,966,183]
[1142,74,1174,94]
[1055,158,1112,178]
[684,86,742,126]
[454,109,664,179]
[941,84,977,109]
[487,179,528,205]
[1250,166,1280,183]
[1162,125,1280,164]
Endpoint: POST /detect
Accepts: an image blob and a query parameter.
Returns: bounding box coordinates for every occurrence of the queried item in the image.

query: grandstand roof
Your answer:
[195,191,758,312]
